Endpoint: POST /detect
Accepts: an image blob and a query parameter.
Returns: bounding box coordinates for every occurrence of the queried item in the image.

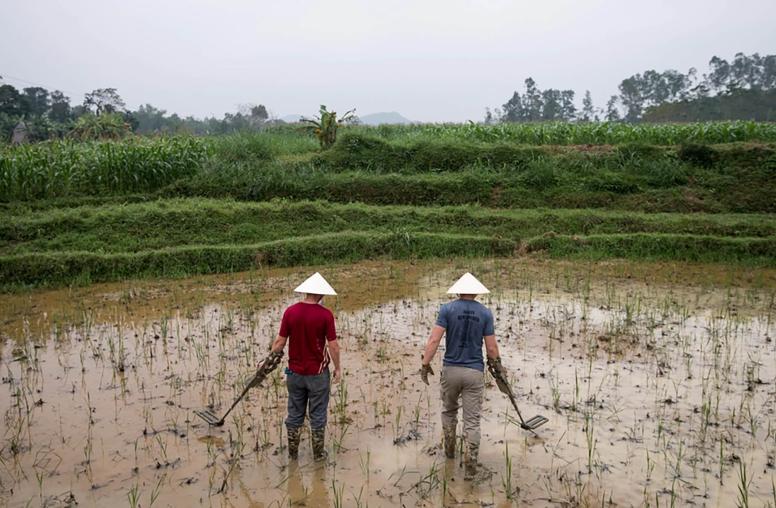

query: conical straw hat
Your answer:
[294,272,337,295]
[447,272,490,295]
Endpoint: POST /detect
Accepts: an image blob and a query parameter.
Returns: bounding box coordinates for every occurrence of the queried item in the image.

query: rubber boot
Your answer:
[311,427,327,461]
[287,426,301,460]
[442,425,457,459]
[464,442,479,480]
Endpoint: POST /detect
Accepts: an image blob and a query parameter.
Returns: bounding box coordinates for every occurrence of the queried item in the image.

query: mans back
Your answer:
[280,302,336,375]
[437,299,494,371]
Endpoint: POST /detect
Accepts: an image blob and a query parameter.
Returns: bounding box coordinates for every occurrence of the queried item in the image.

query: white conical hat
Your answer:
[447,272,490,295]
[294,272,337,295]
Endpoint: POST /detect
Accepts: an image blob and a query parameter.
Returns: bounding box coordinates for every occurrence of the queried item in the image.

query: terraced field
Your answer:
[1,122,775,289]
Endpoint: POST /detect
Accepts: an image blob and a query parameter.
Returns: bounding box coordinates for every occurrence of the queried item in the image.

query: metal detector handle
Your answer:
[488,362,528,426]
[222,352,283,421]
[221,375,259,420]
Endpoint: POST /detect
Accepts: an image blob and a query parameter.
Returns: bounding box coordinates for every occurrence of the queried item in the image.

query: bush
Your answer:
[519,160,558,190]
[615,143,665,160]
[584,173,641,193]
[208,132,276,163]
[677,144,718,168]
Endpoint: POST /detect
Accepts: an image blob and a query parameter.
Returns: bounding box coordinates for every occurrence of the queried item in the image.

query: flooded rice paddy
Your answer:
[1,259,775,507]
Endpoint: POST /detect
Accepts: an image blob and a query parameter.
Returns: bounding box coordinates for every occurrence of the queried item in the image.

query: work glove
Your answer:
[256,350,283,375]
[487,356,512,395]
[420,362,435,385]
[250,351,284,388]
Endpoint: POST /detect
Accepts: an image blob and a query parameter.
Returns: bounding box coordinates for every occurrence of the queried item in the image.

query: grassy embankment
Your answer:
[1,122,775,289]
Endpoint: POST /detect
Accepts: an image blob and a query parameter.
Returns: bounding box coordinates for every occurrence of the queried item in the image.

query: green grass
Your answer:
[0,231,515,289]
[2,199,775,255]
[2,123,775,288]
[300,121,776,145]
[1,198,773,289]
[2,125,775,210]
[526,233,776,264]
[0,137,208,200]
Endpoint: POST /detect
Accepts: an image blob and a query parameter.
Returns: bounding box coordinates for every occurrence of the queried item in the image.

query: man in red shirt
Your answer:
[270,272,341,461]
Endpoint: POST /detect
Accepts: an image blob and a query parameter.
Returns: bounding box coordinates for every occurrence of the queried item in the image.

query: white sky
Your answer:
[2,0,775,122]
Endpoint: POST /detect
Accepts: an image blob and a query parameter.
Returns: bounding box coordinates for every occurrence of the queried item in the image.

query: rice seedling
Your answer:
[331,479,345,508]
[502,442,518,499]
[736,460,751,508]
[127,483,140,508]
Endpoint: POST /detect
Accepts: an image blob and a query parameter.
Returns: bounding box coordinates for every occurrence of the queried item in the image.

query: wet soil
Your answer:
[1,258,775,507]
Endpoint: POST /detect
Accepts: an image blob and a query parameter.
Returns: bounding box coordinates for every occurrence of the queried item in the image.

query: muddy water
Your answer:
[1,259,775,507]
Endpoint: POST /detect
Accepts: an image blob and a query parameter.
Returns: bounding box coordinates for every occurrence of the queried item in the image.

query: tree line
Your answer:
[0,83,272,142]
[2,51,775,143]
[488,52,776,123]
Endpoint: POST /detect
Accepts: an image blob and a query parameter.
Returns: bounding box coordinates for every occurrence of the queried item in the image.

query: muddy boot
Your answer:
[311,427,327,461]
[287,426,302,460]
[464,442,479,480]
[442,425,457,459]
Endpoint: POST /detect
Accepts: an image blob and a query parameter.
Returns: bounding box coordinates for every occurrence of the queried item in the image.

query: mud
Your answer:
[1,258,775,507]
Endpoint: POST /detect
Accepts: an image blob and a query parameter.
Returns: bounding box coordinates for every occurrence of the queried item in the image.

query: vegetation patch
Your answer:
[0,231,515,289]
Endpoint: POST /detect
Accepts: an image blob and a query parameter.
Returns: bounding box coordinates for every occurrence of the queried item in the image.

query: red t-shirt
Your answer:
[279,302,337,375]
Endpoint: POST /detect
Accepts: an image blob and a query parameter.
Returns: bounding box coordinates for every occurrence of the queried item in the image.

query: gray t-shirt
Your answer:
[436,299,495,372]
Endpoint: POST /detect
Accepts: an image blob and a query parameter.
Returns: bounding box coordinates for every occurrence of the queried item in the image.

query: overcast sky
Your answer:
[2,0,775,122]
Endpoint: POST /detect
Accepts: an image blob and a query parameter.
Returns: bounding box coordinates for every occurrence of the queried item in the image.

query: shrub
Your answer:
[677,144,718,168]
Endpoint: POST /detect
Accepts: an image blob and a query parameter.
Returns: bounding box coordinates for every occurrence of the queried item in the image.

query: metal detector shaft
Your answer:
[488,359,549,433]
[194,351,283,427]
[219,372,260,422]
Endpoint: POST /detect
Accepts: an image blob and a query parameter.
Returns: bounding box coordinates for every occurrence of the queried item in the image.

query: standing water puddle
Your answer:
[1,259,775,507]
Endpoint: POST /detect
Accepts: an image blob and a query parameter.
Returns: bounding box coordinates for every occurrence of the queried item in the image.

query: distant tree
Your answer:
[605,95,621,122]
[83,88,126,115]
[133,104,168,133]
[251,104,268,122]
[763,54,776,89]
[617,76,645,122]
[643,88,776,121]
[559,90,576,120]
[522,78,543,121]
[501,91,523,122]
[499,79,575,122]
[541,89,562,120]
[49,90,71,123]
[581,90,596,121]
[21,87,50,117]
[0,84,23,117]
[483,107,496,124]
[702,53,776,93]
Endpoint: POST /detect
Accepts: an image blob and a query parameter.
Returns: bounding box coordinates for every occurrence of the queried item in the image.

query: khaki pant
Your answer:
[440,365,484,446]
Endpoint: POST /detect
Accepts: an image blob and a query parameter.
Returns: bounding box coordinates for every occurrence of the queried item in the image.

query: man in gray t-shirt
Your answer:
[436,299,494,371]
[420,273,507,480]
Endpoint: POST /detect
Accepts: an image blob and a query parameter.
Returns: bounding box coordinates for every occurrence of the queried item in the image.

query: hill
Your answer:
[358,112,412,125]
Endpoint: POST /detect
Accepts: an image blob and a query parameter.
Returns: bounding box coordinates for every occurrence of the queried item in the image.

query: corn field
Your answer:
[1,121,775,201]
[351,120,776,145]
[0,137,208,200]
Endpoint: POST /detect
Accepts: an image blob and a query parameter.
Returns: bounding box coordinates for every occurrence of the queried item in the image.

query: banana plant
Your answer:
[301,105,356,149]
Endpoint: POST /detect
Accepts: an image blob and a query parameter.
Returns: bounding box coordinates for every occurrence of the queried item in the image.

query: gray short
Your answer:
[440,365,484,445]
[285,369,330,430]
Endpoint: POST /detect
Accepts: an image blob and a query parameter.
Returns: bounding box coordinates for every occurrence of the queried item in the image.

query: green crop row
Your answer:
[526,233,776,264]
[0,231,515,289]
[0,137,208,200]
[2,199,775,256]
[2,122,775,203]
[342,121,776,145]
